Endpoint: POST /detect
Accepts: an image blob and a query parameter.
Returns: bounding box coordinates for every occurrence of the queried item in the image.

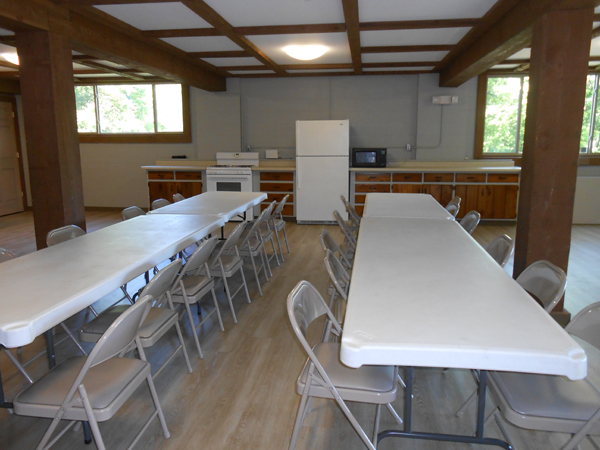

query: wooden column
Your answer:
[514,8,593,311]
[16,30,85,249]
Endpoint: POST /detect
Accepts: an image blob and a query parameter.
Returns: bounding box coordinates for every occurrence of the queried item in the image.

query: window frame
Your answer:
[76,81,191,144]
[474,73,600,163]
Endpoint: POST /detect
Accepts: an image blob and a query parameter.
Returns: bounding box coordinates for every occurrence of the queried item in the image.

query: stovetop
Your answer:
[209,164,254,168]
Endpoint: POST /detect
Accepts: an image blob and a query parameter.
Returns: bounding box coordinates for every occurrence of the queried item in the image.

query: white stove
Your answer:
[206,153,259,220]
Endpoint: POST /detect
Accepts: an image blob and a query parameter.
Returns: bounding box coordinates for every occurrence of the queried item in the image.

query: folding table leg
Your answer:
[44,330,56,369]
[0,349,13,409]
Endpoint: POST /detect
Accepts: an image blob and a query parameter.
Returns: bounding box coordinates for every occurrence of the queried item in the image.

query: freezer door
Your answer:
[296,156,349,222]
[296,120,349,157]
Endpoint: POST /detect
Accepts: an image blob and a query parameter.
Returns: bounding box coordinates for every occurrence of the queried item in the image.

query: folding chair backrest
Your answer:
[0,247,16,263]
[152,198,171,210]
[209,222,247,268]
[288,280,342,347]
[516,260,567,312]
[181,236,219,276]
[140,258,182,306]
[261,200,276,222]
[341,195,360,224]
[320,229,352,269]
[445,203,459,218]
[459,211,481,235]
[485,234,514,268]
[333,210,357,249]
[273,195,289,216]
[173,193,185,202]
[324,250,351,301]
[566,301,600,350]
[446,196,461,208]
[239,208,269,248]
[46,225,86,247]
[122,206,146,221]
[89,294,153,367]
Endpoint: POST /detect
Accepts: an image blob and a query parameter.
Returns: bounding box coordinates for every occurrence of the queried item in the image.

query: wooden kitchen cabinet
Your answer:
[455,184,518,219]
[147,170,203,205]
[422,184,454,206]
[259,171,295,217]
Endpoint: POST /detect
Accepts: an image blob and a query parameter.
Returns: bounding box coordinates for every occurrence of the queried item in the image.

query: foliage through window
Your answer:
[75,83,184,135]
[482,75,600,156]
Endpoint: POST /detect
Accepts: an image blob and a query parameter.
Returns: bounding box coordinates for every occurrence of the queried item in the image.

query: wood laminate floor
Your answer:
[1,211,600,450]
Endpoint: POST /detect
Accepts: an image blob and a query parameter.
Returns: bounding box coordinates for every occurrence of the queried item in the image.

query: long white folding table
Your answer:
[0,214,225,408]
[362,192,454,220]
[148,191,267,221]
[341,215,586,449]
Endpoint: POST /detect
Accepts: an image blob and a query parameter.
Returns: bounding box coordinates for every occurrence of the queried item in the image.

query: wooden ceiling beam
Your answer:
[362,45,455,53]
[0,0,226,90]
[76,60,146,80]
[438,0,600,87]
[181,0,287,76]
[341,0,362,74]
[0,59,18,70]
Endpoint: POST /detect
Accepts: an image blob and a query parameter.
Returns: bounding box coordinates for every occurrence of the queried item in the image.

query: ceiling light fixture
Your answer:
[284,45,328,61]
[1,53,18,65]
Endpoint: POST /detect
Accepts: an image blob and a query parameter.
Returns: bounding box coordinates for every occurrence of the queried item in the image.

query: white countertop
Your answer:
[341,217,586,380]
[363,193,454,220]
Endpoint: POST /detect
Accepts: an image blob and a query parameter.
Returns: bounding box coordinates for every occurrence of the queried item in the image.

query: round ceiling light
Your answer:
[283,45,328,61]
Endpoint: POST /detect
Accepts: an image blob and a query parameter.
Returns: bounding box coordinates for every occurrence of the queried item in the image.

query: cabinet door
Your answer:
[422,184,453,206]
[494,185,518,219]
[477,185,494,219]
[454,185,480,219]
[178,182,203,198]
[391,184,422,194]
[148,182,177,204]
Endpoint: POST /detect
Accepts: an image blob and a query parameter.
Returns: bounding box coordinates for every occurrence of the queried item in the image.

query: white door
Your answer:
[296,156,349,222]
[0,101,23,216]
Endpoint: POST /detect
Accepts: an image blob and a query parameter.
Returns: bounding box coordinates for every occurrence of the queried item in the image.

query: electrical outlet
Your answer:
[432,95,459,105]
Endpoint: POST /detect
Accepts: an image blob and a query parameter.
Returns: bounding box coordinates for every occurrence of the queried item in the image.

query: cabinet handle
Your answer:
[499,176,507,180]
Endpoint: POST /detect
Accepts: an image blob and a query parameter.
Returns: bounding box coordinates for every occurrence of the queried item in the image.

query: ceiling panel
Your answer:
[358,0,498,22]
[73,63,92,70]
[491,64,520,69]
[95,3,211,30]
[591,37,600,57]
[160,36,242,52]
[247,33,351,65]
[229,70,276,75]
[361,28,471,47]
[507,49,531,60]
[202,57,262,67]
[362,51,449,63]
[363,66,434,71]
[0,28,13,36]
[203,0,345,27]
[76,73,125,78]
[287,69,354,73]
[94,60,130,69]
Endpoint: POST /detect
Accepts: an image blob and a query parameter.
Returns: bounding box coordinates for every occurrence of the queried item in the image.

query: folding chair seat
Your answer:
[121,206,145,220]
[170,236,224,359]
[287,281,402,450]
[80,259,193,379]
[151,198,171,210]
[485,234,514,268]
[482,301,600,450]
[271,194,291,260]
[207,222,252,324]
[13,295,170,450]
[459,210,481,234]
[238,207,271,296]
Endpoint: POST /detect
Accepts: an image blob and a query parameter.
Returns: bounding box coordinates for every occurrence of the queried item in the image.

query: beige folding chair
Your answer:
[207,222,252,324]
[151,198,171,210]
[173,193,185,202]
[320,229,353,271]
[322,250,351,342]
[333,209,357,261]
[271,194,291,260]
[459,210,481,234]
[516,260,567,312]
[485,234,514,268]
[341,194,361,233]
[121,206,146,220]
[445,196,461,218]
[257,201,281,268]
[0,247,16,262]
[80,259,193,379]
[482,301,600,450]
[13,295,170,450]
[287,281,402,450]
[238,207,272,296]
[170,236,224,359]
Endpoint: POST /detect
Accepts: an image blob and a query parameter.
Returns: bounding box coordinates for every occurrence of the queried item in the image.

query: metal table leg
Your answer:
[378,368,512,449]
[0,348,13,409]
[44,330,56,369]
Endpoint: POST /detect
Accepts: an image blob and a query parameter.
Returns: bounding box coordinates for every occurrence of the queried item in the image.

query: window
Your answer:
[75,83,190,144]
[477,74,600,157]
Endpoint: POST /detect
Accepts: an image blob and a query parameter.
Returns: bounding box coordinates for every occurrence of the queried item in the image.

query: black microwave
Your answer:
[351,148,387,168]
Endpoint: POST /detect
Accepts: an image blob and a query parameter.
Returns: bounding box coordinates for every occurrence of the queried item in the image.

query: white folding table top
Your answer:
[0,214,225,348]
[363,193,454,220]
[148,192,267,221]
[340,217,587,380]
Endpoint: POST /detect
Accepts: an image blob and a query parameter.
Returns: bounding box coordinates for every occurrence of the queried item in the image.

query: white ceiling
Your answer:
[357,0,498,22]
[360,28,471,47]
[362,51,449,63]
[95,3,211,30]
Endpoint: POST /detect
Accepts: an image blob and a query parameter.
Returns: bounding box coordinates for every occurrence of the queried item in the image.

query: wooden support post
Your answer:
[16,30,85,249]
[514,8,593,312]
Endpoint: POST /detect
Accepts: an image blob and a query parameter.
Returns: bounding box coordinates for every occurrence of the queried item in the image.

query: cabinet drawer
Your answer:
[456,173,485,183]
[148,171,174,180]
[355,173,391,182]
[355,184,390,193]
[260,172,294,181]
[424,173,454,183]
[355,194,366,204]
[392,173,422,182]
[266,192,293,203]
[488,174,519,183]
[260,182,293,192]
[175,171,202,180]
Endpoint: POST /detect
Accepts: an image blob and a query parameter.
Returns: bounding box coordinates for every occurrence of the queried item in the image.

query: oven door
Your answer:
[206,174,254,220]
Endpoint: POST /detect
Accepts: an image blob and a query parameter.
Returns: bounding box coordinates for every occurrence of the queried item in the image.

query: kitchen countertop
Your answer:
[350,166,521,173]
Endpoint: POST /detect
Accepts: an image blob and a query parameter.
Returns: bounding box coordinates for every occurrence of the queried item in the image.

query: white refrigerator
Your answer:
[296,120,349,223]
